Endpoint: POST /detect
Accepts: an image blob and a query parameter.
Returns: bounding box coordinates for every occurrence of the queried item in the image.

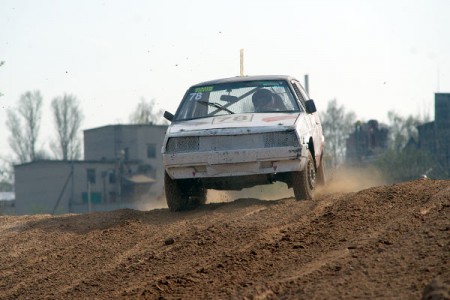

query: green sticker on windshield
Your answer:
[259,81,284,86]
[195,86,214,93]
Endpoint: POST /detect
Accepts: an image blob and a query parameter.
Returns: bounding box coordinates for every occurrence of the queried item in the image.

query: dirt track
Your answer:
[0,179,449,299]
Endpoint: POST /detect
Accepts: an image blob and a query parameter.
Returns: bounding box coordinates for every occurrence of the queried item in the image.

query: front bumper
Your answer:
[163,146,308,179]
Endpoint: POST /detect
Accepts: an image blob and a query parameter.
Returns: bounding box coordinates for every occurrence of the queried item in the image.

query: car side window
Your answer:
[291,81,307,110]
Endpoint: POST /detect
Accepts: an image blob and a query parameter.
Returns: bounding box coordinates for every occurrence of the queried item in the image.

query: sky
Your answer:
[1,0,449,161]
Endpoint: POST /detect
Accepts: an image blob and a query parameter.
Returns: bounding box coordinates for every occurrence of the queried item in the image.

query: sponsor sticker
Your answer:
[262,115,297,122]
[212,115,254,124]
[194,86,214,93]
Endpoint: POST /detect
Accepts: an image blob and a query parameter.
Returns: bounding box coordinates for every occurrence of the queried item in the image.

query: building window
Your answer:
[108,171,116,183]
[147,143,156,158]
[87,168,96,184]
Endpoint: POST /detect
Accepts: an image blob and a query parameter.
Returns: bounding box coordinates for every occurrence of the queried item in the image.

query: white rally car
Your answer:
[162,75,325,211]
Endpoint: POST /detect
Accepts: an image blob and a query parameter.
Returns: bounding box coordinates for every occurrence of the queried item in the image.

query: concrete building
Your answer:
[417,93,450,176]
[14,124,168,215]
[0,192,15,215]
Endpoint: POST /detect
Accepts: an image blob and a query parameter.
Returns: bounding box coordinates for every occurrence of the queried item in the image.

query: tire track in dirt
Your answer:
[232,194,340,254]
[0,179,449,299]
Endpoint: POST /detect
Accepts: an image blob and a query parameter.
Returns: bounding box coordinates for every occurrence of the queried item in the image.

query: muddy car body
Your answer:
[162,75,325,211]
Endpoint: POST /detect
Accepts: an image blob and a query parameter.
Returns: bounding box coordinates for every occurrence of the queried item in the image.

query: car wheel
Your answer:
[165,171,187,211]
[164,172,207,211]
[191,185,207,207]
[292,152,316,200]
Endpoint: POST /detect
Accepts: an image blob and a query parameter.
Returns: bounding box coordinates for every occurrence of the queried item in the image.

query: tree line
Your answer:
[6,91,83,162]
[320,99,448,182]
[0,92,167,191]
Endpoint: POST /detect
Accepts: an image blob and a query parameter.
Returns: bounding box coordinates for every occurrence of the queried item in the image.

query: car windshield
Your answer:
[174,80,300,121]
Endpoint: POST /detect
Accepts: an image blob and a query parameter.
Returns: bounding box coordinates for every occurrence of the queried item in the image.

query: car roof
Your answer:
[190,75,298,87]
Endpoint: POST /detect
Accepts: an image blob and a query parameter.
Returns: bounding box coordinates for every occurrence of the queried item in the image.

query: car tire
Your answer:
[164,172,207,211]
[165,171,186,211]
[191,185,207,207]
[292,152,316,200]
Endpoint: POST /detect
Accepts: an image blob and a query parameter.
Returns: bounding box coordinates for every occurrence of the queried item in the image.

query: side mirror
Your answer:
[305,99,317,114]
[163,111,174,122]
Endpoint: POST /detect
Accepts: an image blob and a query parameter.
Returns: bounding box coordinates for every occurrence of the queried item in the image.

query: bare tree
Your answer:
[51,94,83,160]
[129,98,168,125]
[320,99,356,168]
[387,111,428,152]
[6,91,43,163]
[0,157,13,192]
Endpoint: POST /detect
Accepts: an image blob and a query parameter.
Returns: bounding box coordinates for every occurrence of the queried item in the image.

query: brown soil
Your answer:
[0,179,449,299]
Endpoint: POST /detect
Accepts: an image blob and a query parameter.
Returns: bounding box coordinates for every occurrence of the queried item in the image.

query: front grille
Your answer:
[166,137,199,154]
[263,131,299,147]
[165,131,299,154]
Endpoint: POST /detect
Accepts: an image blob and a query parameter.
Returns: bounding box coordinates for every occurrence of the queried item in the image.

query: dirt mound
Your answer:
[0,179,449,299]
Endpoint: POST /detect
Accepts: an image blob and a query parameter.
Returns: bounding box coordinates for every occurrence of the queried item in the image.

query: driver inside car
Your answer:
[252,89,285,112]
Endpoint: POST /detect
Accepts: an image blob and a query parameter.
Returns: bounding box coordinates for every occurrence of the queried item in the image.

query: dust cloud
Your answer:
[207,182,294,203]
[136,200,168,211]
[208,166,387,203]
[317,165,387,196]
[133,166,387,208]
[130,193,168,211]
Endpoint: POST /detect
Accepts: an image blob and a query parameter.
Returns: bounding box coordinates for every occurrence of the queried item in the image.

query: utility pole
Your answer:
[304,74,309,95]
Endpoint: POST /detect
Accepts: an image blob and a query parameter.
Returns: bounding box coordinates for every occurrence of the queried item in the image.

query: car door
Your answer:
[291,81,323,159]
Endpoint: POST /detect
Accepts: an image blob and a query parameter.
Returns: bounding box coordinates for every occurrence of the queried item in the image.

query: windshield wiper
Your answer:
[197,100,234,114]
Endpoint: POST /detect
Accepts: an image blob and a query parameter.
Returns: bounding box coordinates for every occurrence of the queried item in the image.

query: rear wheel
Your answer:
[292,152,316,200]
[164,172,207,211]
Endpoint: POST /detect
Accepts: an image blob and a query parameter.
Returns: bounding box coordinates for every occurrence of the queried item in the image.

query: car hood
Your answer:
[168,113,301,135]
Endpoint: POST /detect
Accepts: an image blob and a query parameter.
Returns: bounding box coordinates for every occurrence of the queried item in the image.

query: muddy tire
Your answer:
[164,172,206,211]
[292,152,316,200]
